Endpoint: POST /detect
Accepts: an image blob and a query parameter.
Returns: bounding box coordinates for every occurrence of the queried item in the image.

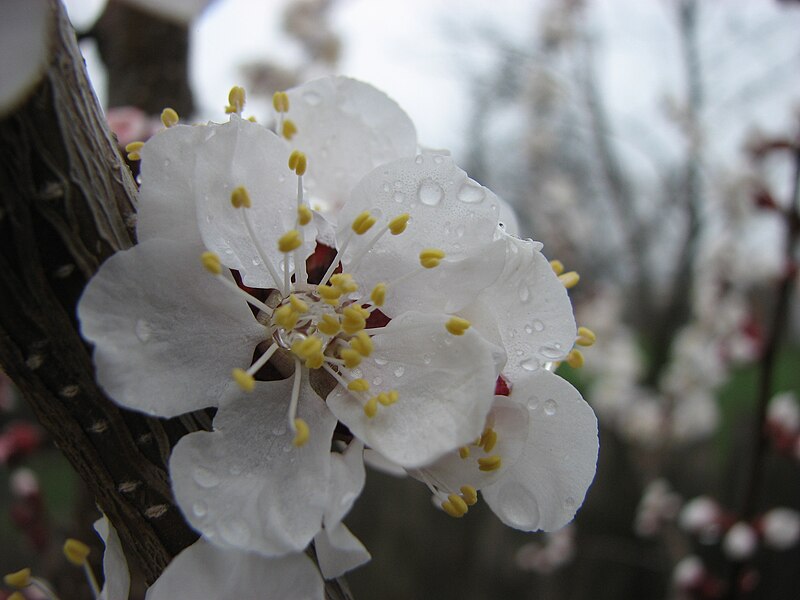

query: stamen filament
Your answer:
[247,343,280,376]
[319,230,353,287]
[288,358,303,428]
[242,210,283,290]
[346,223,390,272]
[212,272,273,315]
[83,563,101,599]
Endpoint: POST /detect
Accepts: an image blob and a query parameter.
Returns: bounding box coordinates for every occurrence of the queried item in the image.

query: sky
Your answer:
[64,0,800,171]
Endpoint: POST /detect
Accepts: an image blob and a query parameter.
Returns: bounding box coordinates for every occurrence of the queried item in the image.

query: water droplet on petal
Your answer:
[303,91,322,106]
[520,357,539,372]
[193,466,220,488]
[393,192,405,203]
[219,517,251,546]
[457,180,486,204]
[544,399,557,415]
[417,179,443,206]
[527,396,540,411]
[382,183,391,192]
[415,155,424,164]
[524,324,533,334]
[163,158,171,167]
[455,224,465,238]
[192,501,207,517]
[495,482,540,530]
[135,319,152,342]
[272,424,287,436]
[394,366,405,378]
[373,376,383,386]
[539,345,563,360]
[533,320,544,332]
[283,443,292,453]
[423,354,432,365]
[518,282,530,302]
[374,356,388,366]
[433,155,444,164]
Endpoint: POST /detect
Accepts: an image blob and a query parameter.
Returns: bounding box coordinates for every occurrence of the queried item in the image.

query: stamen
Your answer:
[348,378,370,392]
[289,294,308,313]
[278,230,303,253]
[566,348,585,369]
[342,306,367,334]
[330,273,358,294]
[479,427,498,452]
[550,259,565,275]
[477,455,502,472]
[559,271,580,289]
[445,317,471,336]
[64,539,100,599]
[232,344,279,392]
[339,348,362,369]
[292,418,309,447]
[377,390,399,406]
[459,446,470,459]
[161,107,179,128]
[576,326,597,347]
[282,119,298,140]
[125,141,144,161]
[346,213,410,273]
[317,313,341,335]
[272,91,290,113]
[370,283,387,307]
[388,213,410,235]
[239,209,284,291]
[419,248,445,269]
[349,331,373,356]
[364,396,379,418]
[297,205,313,226]
[441,494,468,518]
[460,485,479,506]
[352,211,377,235]
[226,86,246,115]
[4,568,31,588]
[288,358,309,446]
[230,186,252,209]
[201,253,273,314]
[288,150,307,176]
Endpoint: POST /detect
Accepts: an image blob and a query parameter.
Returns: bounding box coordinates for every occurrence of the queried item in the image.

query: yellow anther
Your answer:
[317,313,341,336]
[350,331,374,357]
[125,140,144,161]
[388,213,410,235]
[550,259,565,275]
[248,116,257,122]
[282,119,298,140]
[226,86,246,114]
[161,107,179,128]
[288,150,307,176]
[480,428,498,453]
[559,271,580,289]
[278,229,302,253]
[317,284,342,301]
[460,485,479,506]
[458,446,470,459]
[441,499,465,518]
[351,211,377,235]
[478,455,502,472]
[370,283,387,307]
[274,304,299,330]
[4,568,31,588]
[377,390,399,406]
[364,396,378,418]
[9,592,25,600]
[63,539,91,566]
[330,273,358,294]
[305,350,325,370]
[297,205,313,226]
[348,378,370,392]
[445,317,471,336]
[291,336,323,360]
[340,348,362,369]
[201,251,222,275]
[419,248,445,269]
[292,418,309,447]
[272,91,290,113]
[342,306,367,334]
[230,185,252,209]
[232,368,255,392]
[289,294,308,313]
[448,493,469,515]
[576,326,597,347]
[566,348,585,369]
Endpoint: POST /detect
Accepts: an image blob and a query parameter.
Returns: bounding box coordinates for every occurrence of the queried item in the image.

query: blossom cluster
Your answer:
[77,76,598,596]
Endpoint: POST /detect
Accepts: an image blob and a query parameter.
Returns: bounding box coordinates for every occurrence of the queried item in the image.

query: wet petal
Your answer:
[482,370,598,532]
[145,539,323,600]
[314,522,371,580]
[325,440,365,527]
[285,76,417,211]
[327,312,504,468]
[78,239,265,417]
[93,515,130,600]
[170,379,336,556]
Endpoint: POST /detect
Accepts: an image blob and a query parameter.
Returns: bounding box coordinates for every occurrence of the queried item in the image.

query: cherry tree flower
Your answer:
[78,74,597,563]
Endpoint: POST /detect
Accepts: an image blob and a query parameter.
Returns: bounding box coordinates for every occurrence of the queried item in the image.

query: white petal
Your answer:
[482,370,598,532]
[285,76,417,211]
[464,234,577,382]
[327,312,504,468]
[93,515,130,600]
[145,539,323,600]
[137,123,207,244]
[411,397,529,492]
[363,449,407,478]
[170,379,336,555]
[314,523,371,580]
[325,440,365,527]
[78,239,265,417]
[496,197,520,236]
[193,116,310,288]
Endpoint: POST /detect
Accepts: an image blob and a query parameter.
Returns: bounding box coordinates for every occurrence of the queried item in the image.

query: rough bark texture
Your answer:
[0,0,199,584]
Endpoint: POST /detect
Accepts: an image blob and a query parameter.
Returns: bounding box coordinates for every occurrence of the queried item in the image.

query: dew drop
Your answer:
[163,158,171,167]
[415,155,424,164]
[373,376,383,386]
[515,349,524,357]
[417,179,443,206]
[374,356,388,366]
[520,357,540,372]
[219,518,251,546]
[518,282,530,302]
[135,319,152,342]
[394,366,405,378]
[303,91,322,106]
[393,192,405,203]
[495,482,540,529]
[457,180,486,204]
[533,320,545,332]
[272,424,287,436]
[193,466,220,488]
[283,443,293,453]
[543,399,557,416]
[539,345,563,360]
[382,183,391,192]
[433,155,444,164]
[455,224,465,238]
[423,354,432,365]
[527,396,540,411]
[192,501,207,517]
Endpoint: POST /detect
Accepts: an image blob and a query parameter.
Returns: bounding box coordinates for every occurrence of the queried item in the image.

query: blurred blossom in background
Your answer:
[3,0,799,598]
